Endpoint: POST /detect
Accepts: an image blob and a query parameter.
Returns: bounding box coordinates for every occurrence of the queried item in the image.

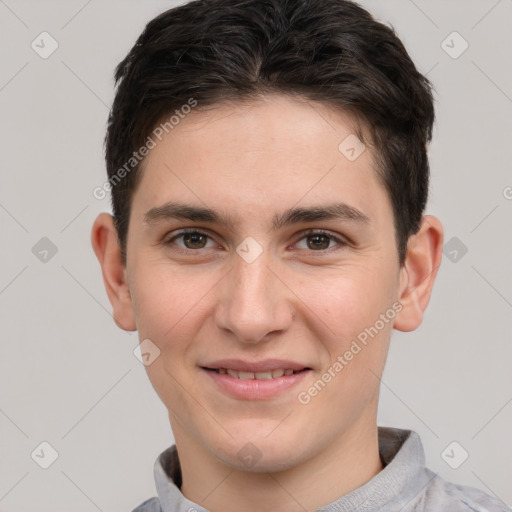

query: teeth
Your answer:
[216,368,300,379]
[255,371,273,380]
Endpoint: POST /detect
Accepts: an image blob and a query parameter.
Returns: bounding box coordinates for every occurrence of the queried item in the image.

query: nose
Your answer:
[213,250,293,344]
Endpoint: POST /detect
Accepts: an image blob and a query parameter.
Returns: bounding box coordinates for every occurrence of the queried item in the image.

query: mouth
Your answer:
[203,367,309,380]
[200,359,312,400]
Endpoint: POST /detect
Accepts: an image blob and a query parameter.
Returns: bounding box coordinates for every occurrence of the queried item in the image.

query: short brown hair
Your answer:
[105,0,435,265]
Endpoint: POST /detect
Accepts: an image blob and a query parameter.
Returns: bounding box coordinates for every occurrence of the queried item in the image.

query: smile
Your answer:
[201,362,311,400]
[208,368,301,380]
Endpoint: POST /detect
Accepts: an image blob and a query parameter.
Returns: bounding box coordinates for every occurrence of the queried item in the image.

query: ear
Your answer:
[394,215,444,332]
[91,213,137,331]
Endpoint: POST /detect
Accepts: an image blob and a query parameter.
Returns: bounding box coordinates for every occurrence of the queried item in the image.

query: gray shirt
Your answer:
[132,427,508,511]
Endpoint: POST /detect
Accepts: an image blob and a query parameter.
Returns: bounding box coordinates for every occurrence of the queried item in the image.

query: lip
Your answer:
[201,358,309,373]
[200,359,312,400]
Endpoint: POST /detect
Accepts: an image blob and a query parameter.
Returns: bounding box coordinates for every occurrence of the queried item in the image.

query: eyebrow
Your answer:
[144,201,371,230]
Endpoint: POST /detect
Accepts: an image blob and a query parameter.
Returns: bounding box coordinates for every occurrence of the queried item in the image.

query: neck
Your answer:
[174,420,383,512]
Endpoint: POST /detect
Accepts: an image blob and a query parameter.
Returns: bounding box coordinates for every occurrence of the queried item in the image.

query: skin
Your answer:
[92,94,443,512]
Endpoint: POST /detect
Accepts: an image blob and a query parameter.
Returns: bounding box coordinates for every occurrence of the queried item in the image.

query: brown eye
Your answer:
[166,230,217,251]
[182,232,208,249]
[306,234,331,250]
[294,230,346,252]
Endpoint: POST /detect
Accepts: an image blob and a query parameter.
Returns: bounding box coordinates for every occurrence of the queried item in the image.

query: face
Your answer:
[123,95,406,471]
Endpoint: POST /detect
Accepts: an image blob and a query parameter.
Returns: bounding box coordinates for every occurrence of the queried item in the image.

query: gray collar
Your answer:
[153,427,431,512]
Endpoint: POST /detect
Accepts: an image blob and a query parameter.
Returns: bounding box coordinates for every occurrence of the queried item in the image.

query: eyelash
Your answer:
[164,228,348,255]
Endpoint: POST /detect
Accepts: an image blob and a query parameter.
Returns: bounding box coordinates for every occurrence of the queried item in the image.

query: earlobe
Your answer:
[394,216,444,332]
[91,213,137,332]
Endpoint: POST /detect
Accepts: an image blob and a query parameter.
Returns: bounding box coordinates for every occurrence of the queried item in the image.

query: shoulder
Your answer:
[410,471,509,512]
[131,497,162,512]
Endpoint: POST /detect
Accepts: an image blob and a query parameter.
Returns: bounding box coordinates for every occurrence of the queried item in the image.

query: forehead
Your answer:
[132,94,392,230]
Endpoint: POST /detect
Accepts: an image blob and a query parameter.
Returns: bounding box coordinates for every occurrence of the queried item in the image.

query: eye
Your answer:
[166,229,217,250]
[293,230,346,251]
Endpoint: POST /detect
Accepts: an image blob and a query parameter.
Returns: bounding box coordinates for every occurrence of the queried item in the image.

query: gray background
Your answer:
[0,1,511,510]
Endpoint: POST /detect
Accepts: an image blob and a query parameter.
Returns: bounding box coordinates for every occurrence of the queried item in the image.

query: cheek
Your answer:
[129,260,211,346]
[320,271,396,388]
[302,265,397,343]
[129,263,214,411]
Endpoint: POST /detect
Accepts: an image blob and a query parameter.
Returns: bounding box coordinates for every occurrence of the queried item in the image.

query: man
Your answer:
[91,0,508,510]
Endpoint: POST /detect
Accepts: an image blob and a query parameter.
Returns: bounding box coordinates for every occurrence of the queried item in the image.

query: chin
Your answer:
[212,434,306,474]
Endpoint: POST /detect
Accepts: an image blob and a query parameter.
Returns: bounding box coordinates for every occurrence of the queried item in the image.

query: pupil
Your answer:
[184,233,206,249]
[307,234,329,250]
